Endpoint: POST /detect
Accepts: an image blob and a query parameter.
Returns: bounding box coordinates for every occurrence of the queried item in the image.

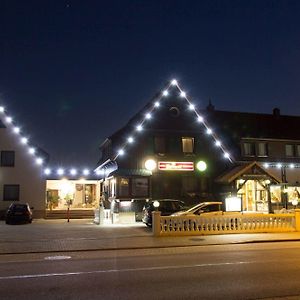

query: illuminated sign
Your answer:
[158,161,194,171]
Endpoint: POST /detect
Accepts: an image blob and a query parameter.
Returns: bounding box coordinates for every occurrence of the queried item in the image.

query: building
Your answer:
[96,80,300,216]
[0,107,48,218]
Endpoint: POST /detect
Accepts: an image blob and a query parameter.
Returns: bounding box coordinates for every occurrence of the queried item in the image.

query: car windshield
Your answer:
[11,204,27,212]
[151,201,183,211]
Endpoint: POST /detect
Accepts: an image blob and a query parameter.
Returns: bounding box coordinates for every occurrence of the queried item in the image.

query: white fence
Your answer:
[152,211,300,237]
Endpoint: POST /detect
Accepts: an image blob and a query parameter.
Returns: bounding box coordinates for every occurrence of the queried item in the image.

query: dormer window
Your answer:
[182,137,194,154]
[285,144,295,157]
[243,142,255,156]
[257,142,268,157]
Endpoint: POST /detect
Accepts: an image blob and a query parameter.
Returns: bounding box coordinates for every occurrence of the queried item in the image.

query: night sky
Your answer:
[1,0,300,168]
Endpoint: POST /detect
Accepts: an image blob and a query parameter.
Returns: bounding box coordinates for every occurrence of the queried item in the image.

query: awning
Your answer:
[216,161,281,184]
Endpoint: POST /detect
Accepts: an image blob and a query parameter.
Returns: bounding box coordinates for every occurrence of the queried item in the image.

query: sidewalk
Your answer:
[1,219,300,255]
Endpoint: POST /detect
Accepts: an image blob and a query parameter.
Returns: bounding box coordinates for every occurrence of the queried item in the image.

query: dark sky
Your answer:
[1,0,300,168]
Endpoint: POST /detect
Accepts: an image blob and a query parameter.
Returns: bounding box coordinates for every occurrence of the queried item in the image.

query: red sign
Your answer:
[158,161,194,171]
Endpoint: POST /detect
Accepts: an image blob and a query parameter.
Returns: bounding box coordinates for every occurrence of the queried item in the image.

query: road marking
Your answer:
[0,261,251,280]
[44,255,71,260]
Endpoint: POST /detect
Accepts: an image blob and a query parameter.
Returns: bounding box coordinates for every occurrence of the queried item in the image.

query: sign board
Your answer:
[158,161,194,171]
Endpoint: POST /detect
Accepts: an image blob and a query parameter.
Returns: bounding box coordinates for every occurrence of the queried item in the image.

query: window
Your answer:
[132,178,148,197]
[257,142,268,157]
[118,178,129,197]
[182,137,194,154]
[1,151,15,167]
[154,136,166,154]
[243,142,255,156]
[3,185,20,201]
[285,144,295,157]
[296,145,300,157]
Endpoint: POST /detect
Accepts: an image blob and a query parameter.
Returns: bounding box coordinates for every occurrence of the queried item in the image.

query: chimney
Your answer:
[273,107,280,116]
[206,99,215,112]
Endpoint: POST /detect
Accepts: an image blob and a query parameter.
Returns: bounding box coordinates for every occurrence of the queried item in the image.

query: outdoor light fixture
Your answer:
[136,125,143,131]
[276,163,282,169]
[145,113,152,119]
[189,104,195,110]
[263,163,269,168]
[21,137,28,144]
[153,200,160,209]
[28,147,35,155]
[224,152,230,159]
[70,169,77,176]
[162,90,169,96]
[215,140,221,147]
[196,161,207,172]
[57,168,64,175]
[206,128,212,135]
[36,157,43,165]
[13,127,20,134]
[118,149,125,156]
[0,106,4,113]
[145,159,157,171]
[83,169,90,176]
[180,91,186,97]
[5,116,12,123]
[197,116,204,123]
[154,101,160,107]
[127,136,134,143]
[171,79,177,85]
[44,168,51,175]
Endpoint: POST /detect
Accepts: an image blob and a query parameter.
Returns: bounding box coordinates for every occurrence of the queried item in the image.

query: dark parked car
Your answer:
[142,199,185,227]
[5,203,33,225]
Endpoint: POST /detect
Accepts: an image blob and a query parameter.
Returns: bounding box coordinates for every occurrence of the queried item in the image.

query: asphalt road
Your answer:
[1,242,300,300]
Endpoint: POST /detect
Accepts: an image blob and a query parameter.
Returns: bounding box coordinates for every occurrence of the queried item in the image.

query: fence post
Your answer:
[295,209,300,231]
[152,211,161,237]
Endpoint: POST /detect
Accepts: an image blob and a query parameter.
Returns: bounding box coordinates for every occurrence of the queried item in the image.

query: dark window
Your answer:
[154,136,166,154]
[3,185,20,201]
[1,151,15,167]
[243,143,255,156]
[201,204,222,212]
[182,137,194,154]
[296,145,300,157]
[132,178,148,197]
[285,144,295,157]
[182,176,197,193]
[257,143,268,157]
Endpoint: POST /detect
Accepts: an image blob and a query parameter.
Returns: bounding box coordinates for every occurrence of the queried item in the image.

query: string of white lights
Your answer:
[113,79,233,163]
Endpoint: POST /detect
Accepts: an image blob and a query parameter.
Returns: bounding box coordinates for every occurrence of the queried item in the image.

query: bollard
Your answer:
[152,211,161,237]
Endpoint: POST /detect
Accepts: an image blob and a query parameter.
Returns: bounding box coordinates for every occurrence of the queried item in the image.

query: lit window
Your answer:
[3,184,20,201]
[182,137,194,154]
[243,142,255,156]
[118,178,129,197]
[285,144,295,157]
[1,151,15,167]
[257,142,268,157]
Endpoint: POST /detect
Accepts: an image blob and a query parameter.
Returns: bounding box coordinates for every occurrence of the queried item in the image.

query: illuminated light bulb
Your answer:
[70,168,77,176]
[206,128,212,135]
[276,163,282,169]
[180,91,186,98]
[145,113,152,119]
[36,157,43,165]
[0,106,4,113]
[83,169,90,176]
[13,127,20,134]
[197,116,204,123]
[154,101,160,107]
[28,147,36,155]
[57,168,64,175]
[189,104,195,110]
[263,163,269,169]
[215,140,221,147]
[224,152,230,159]
[136,125,143,131]
[21,137,28,144]
[145,159,157,171]
[6,116,12,123]
[127,136,134,143]
[44,168,51,175]
[290,163,295,169]
[118,149,125,156]
[162,90,169,96]
[171,79,177,86]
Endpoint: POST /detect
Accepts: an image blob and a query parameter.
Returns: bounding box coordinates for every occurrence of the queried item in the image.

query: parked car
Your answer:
[5,203,33,225]
[171,201,225,217]
[142,199,186,227]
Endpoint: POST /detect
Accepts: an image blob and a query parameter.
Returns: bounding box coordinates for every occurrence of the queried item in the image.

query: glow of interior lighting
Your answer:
[127,136,134,143]
[145,113,152,119]
[276,163,282,169]
[154,101,160,107]
[162,90,169,96]
[0,106,4,113]
[70,169,77,176]
[180,91,186,98]
[6,116,12,123]
[290,163,295,169]
[21,137,28,144]
[197,116,204,123]
[189,104,195,110]
[171,79,177,85]
[13,127,20,134]
[36,157,43,165]
[206,128,212,135]
[83,169,90,176]
[57,168,64,175]
[224,152,230,159]
[44,168,51,175]
[118,149,125,156]
[215,140,221,147]
[136,125,143,131]
[28,147,36,155]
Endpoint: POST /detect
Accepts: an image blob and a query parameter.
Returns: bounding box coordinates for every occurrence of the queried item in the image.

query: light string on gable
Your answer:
[113,79,233,163]
[0,105,45,166]
[263,162,300,169]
